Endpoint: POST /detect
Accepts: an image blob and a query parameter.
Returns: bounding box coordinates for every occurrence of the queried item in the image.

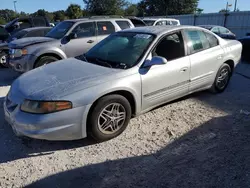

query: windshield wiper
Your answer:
[95,58,112,68]
[75,54,88,62]
[82,54,88,62]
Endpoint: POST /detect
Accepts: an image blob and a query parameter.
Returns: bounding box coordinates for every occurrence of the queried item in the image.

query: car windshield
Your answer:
[7,30,28,42]
[143,20,155,26]
[82,32,155,69]
[45,21,74,39]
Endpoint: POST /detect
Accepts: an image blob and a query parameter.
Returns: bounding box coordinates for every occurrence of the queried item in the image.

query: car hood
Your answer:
[10,58,119,102]
[8,37,55,49]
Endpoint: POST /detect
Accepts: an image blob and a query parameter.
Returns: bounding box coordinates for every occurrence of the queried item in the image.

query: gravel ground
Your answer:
[0,64,250,188]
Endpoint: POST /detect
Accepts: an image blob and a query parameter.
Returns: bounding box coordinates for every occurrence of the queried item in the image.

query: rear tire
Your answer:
[35,56,59,68]
[88,95,132,142]
[210,63,231,93]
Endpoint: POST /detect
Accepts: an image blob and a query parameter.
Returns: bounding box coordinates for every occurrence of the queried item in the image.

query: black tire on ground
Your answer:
[0,51,8,68]
[34,56,59,68]
[88,94,132,142]
[210,63,232,93]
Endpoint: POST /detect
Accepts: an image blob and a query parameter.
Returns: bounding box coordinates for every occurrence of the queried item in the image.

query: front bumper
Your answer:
[4,98,88,141]
[8,54,37,73]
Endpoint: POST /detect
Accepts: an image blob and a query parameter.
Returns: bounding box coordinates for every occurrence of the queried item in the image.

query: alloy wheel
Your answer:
[97,103,126,135]
[216,68,229,90]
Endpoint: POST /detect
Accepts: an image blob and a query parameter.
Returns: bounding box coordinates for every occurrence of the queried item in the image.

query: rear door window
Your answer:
[97,21,115,36]
[115,21,131,30]
[155,21,165,26]
[171,21,179,25]
[184,30,210,54]
[166,21,171,25]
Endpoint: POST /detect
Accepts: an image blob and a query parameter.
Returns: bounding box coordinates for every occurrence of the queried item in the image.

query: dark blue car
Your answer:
[199,25,236,40]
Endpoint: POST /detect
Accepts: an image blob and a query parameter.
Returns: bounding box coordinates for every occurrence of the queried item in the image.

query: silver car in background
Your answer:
[8,17,134,73]
[4,26,242,141]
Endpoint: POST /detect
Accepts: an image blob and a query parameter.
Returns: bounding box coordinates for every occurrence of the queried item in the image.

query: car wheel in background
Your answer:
[88,94,132,142]
[35,56,59,68]
[0,51,8,68]
[210,63,231,93]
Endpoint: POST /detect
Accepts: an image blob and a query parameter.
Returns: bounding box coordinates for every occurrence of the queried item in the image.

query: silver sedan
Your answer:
[4,26,242,141]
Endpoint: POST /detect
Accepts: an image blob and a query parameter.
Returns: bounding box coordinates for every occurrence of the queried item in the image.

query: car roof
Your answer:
[64,18,131,23]
[143,18,178,21]
[22,27,51,31]
[120,25,201,35]
[199,25,223,29]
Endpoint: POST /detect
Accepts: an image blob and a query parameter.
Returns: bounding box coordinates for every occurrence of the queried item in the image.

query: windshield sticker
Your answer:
[134,34,151,39]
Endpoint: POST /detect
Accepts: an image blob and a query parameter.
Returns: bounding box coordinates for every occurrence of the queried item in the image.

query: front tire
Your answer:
[35,56,59,68]
[210,63,231,93]
[89,95,132,142]
[0,51,8,68]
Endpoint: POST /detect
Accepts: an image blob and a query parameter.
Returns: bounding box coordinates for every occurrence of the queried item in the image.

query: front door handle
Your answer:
[180,67,188,72]
[87,40,95,44]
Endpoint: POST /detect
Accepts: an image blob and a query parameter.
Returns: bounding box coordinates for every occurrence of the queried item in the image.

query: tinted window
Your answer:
[219,27,230,34]
[211,27,220,34]
[43,28,51,36]
[25,30,44,37]
[32,17,47,27]
[171,21,179,25]
[116,21,131,30]
[166,21,171,25]
[155,21,165,26]
[46,21,74,39]
[129,19,146,27]
[204,32,219,47]
[7,30,28,42]
[85,32,155,68]
[97,21,115,36]
[72,22,95,38]
[153,32,185,61]
[143,20,155,26]
[185,30,210,54]
[18,19,32,29]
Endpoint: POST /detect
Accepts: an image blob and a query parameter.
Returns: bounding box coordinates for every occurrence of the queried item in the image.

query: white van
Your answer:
[143,18,180,26]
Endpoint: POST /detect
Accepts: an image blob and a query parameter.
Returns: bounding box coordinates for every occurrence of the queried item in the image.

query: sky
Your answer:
[1,0,250,14]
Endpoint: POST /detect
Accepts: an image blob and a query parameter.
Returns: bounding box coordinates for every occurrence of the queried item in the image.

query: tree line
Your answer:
[0,0,201,24]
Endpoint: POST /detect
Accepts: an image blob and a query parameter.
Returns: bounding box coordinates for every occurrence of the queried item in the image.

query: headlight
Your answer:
[9,48,28,58]
[21,100,72,114]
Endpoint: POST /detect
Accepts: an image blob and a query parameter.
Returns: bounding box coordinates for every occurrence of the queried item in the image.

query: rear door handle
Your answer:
[87,40,95,44]
[180,67,188,72]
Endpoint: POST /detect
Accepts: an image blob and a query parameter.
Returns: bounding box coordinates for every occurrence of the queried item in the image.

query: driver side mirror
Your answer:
[143,56,167,68]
